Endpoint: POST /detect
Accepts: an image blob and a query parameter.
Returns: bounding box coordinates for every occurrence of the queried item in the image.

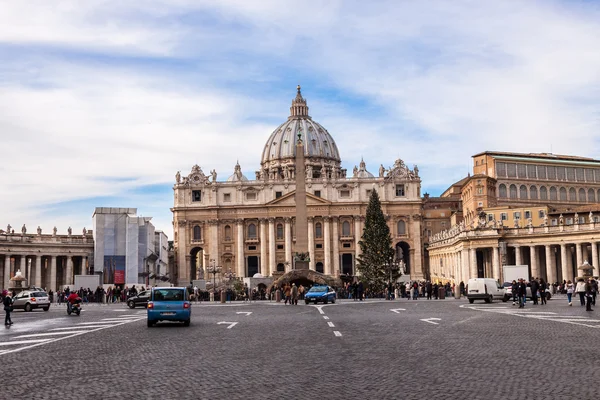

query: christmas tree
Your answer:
[356,189,395,293]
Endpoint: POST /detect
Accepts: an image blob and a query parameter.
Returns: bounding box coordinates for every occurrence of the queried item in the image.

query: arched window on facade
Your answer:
[519,185,528,199]
[247,223,257,238]
[559,187,567,201]
[277,263,285,272]
[193,225,202,241]
[315,223,322,238]
[498,184,507,198]
[540,186,548,200]
[276,224,284,239]
[529,186,538,200]
[397,220,406,235]
[342,221,350,236]
[588,188,596,203]
[579,188,586,202]
[509,184,517,199]
[568,187,576,201]
[316,262,324,273]
[224,225,232,241]
[550,187,558,200]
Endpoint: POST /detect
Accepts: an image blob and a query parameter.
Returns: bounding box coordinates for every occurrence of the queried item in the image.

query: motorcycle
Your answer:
[67,301,81,316]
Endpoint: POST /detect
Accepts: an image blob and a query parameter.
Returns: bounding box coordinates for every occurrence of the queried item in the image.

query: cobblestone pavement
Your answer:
[2,296,598,400]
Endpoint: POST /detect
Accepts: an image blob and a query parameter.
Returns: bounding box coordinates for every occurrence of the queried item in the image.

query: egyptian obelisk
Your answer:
[294,121,309,270]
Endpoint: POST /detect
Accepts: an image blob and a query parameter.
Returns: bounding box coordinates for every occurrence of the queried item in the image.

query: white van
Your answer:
[466,278,506,304]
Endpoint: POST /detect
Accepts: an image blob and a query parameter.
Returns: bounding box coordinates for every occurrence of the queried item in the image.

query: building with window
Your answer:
[172,87,424,285]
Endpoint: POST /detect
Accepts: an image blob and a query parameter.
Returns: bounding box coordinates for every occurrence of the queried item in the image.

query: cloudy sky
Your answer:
[1,0,599,238]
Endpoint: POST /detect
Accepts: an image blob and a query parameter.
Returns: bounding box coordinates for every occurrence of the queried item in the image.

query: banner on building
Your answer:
[104,255,126,285]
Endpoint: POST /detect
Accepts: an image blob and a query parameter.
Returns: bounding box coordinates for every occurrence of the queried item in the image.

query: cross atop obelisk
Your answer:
[294,128,309,270]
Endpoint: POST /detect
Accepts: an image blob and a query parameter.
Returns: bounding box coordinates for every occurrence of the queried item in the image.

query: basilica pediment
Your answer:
[266,191,331,206]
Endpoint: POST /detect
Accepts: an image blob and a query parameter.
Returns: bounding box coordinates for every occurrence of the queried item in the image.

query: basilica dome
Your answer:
[260,86,341,170]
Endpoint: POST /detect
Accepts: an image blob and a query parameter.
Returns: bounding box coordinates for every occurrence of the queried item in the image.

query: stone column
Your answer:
[566,245,574,280]
[332,217,340,276]
[308,217,315,270]
[354,216,362,258]
[268,218,275,276]
[470,248,477,279]
[492,246,500,281]
[284,217,292,271]
[592,242,599,278]
[236,219,244,278]
[560,243,569,282]
[82,256,87,275]
[19,256,26,278]
[3,255,10,290]
[461,250,469,281]
[260,219,267,276]
[529,246,538,279]
[50,256,57,292]
[576,243,583,268]
[66,256,73,286]
[514,245,522,266]
[545,245,556,284]
[324,217,331,275]
[209,221,219,278]
[35,255,42,287]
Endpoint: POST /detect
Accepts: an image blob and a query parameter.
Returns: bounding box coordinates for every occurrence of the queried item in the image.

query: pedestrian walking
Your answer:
[3,290,13,326]
[539,278,547,305]
[566,280,574,306]
[517,279,527,308]
[511,280,518,305]
[576,278,587,306]
[291,283,298,305]
[284,284,291,305]
[585,278,594,312]
[530,278,539,305]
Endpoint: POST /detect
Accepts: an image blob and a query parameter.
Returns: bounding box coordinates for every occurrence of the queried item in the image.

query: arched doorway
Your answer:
[190,247,204,281]
[395,242,411,275]
[316,262,324,273]
[341,254,353,275]
[277,263,285,272]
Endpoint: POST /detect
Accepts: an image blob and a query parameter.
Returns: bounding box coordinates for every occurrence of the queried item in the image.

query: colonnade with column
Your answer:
[1,253,90,292]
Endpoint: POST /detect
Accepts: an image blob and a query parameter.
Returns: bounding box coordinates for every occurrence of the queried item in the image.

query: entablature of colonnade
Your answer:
[0,233,94,255]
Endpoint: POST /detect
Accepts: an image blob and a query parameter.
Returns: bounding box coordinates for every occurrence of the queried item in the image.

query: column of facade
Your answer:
[332,217,340,276]
[470,248,477,279]
[576,243,583,267]
[81,256,87,275]
[50,256,57,292]
[260,219,267,276]
[209,221,219,278]
[529,246,538,279]
[354,216,362,258]
[35,255,42,287]
[3,255,10,290]
[308,217,315,271]
[461,250,469,281]
[566,245,574,280]
[545,245,556,284]
[268,218,276,276]
[560,244,569,283]
[19,256,26,278]
[514,245,522,266]
[492,246,500,281]
[323,217,331,275]
[66,256,73,285]
[236,219,245,278]
[592,242,599,278]
[284,217,292,271]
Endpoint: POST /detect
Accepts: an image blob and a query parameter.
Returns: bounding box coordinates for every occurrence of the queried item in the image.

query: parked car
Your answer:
[304,285,336,304]
[12,290,50,312]
[467,278,505,303]
[147,287,191,327]
[502,282,552,302]
[127,290,150,309]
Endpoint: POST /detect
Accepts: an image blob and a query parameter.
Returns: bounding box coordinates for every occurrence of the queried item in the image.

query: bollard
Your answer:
[210,291,214,302]
[220,290,226,303]
[276,289,282,302]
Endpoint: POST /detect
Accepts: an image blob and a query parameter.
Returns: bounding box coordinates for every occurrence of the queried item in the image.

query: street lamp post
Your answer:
[206,259,221,302]
[222,269,237,302]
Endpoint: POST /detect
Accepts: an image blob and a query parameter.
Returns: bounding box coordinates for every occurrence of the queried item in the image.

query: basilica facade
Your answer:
[171,87,424,286]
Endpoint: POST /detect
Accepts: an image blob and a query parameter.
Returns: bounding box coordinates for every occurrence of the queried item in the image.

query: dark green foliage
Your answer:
[356,190,395,292]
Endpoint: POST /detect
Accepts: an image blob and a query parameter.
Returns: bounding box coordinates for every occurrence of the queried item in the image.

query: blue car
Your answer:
[304,285,336,304]
[147,287,191,327]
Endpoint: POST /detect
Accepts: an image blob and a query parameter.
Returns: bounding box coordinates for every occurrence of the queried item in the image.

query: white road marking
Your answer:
[420,318,441,325]
[313,305,325,314]
[236,311,252,316]
[50,325,110,331]
[323,316,329,320]
[333,331,342,337]
[390,308,406,313]
[217,321,238,329]
[14,331,91,339]
[0,339,50,346]
[327,322,335,328]
[77,321,119,326]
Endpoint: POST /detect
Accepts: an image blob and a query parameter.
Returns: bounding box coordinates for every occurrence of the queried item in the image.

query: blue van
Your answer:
[147,287,191,327]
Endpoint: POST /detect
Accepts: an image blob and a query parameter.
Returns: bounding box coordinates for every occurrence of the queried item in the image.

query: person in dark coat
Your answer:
[3,290,13,325]
[530,278,539,305]
[539,279,547,305]
[585,278,594,311]
[517,279,527,308]
[511,280,518,305]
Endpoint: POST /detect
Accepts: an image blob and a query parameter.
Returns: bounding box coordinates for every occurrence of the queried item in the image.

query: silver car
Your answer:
[12,290,51,312]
